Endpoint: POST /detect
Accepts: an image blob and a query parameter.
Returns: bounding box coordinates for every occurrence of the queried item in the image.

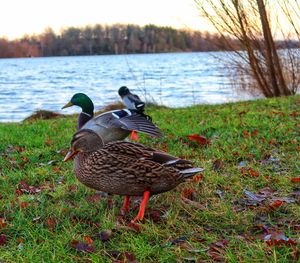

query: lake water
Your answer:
[0,52,254,122]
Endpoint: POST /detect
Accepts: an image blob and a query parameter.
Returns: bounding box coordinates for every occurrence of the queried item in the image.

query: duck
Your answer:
[62,93,162,142]
[62,93,94,130]
[64,129,204,222]
[118,86,152,140]
[118,86,145,113]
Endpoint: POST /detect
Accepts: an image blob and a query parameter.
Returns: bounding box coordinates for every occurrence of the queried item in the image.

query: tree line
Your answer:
[0,24,245,58]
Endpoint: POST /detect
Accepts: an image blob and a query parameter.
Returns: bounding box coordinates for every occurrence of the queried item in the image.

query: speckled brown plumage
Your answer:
[69,132,202,196]
[64,129,204,221]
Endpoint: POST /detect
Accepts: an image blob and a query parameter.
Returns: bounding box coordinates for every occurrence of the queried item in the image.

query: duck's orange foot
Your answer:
[130,130,139,141]
[131,191,150,223]
[119,196,131,216]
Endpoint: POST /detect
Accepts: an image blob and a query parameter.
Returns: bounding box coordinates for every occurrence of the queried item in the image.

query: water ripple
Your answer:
[0,52,255,122]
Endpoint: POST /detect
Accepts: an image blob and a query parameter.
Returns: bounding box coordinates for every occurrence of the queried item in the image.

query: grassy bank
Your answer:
[0,96,299,262]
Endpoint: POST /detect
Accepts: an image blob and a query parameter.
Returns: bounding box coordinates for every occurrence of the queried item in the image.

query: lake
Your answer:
[0,52,254,122]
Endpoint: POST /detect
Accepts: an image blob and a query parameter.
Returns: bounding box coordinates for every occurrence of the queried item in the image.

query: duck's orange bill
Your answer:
[63,149,78,162]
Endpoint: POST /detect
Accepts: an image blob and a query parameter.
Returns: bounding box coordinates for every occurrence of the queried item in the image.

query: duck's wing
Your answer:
[103,141,194,170]
[83,109,162,138]
[115,112,162,137]
[123,94,145,112]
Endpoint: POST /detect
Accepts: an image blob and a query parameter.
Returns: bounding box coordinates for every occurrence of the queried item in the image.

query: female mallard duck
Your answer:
[62,93,162,142]
[64,129,204,222]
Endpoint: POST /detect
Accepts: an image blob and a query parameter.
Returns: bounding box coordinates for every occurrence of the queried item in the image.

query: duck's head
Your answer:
[62,93,94,115]
[64,129,104,162]
[118,86,130,97]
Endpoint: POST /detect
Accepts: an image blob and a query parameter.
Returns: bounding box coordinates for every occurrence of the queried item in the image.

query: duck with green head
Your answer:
[62,93,94,130]
[62,93,163,143]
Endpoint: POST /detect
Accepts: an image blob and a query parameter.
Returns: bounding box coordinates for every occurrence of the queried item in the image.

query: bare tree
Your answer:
[279,0,300,41]
[195,0,299,97]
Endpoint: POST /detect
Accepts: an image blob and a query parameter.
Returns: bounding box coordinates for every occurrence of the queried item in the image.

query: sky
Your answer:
[0,0,214,39]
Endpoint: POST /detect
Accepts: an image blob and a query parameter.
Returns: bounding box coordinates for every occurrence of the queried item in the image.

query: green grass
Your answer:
[0,95,299,262]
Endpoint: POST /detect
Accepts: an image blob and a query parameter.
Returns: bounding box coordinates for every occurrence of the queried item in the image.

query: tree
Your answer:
[39,27,57,56]
[196,0,298,96]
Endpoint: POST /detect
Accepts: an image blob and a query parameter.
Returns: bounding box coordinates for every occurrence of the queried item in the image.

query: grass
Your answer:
[0,95,299,262]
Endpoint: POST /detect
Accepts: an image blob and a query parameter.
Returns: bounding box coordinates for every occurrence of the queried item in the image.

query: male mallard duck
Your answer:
[64,129,204,222]
[62,93,94,129]
[62,93,162,142]
[118,86,152,140]
[118,86,145,113]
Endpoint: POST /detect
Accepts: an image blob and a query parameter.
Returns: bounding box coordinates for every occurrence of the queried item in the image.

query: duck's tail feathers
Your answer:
[179,167,204,179]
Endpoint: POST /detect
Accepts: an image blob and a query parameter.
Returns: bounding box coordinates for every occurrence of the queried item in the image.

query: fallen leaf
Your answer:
[181,188,196,200]
[193,174,202,183]
[212,159,224,171]
[161,236,188,247]
[45,138,53,146]
[147,209,164,223]
[86,193,102,203]
[18,181,41,194]
[248,168,260,177]
[52,166,60,173]
[0,218,7,228]
[83,236,94,244]
[46,218,57,232]
[269,200,284,210]
[264,231,297,246]
[186,134,210,146]
[20,202,30,209]
[289,111,299,117]
[96,230,112,242]
[242,130,250,137]
[240,167,259,177]
[107,250,137,262]
[243,190,264,202]
[21,156,29,163]
[291,177,300,183]
[0,234,6,246]
[123,251,136,262]
[257,187,276,198]
[207,239,229,262]
[270,196,296,204]
[181,196,206,210]
[207,251,224,261]
[210,239,229,248]
[115,222,142,233]
[16,238,24,244]
[251,130,259,136]
[271,110,285,116]
[70,240,95,253]
[127,222,142,233]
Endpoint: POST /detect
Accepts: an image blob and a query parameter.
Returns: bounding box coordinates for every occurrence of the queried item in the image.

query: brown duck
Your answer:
[64,129,204,222]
